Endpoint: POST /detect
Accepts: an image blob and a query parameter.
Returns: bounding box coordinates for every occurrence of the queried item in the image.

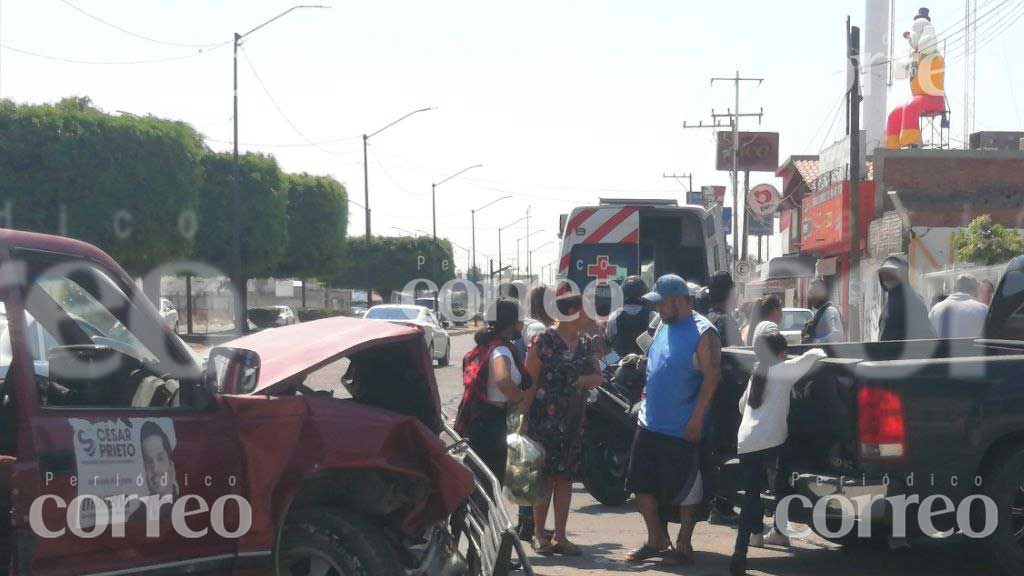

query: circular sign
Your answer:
[747,183,781,218]
[734,259,754,283]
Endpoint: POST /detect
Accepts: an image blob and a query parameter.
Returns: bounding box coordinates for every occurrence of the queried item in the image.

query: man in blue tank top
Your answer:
[625,274,721,567]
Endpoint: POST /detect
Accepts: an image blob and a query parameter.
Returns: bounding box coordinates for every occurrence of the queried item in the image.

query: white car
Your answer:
[159,298,179,331]
[364,304,452,366]
[780,307,814,345]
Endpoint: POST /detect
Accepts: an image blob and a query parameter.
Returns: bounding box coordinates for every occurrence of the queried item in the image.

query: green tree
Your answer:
[332,236,456,301]
[0,97,205,276]
[193,152,287,319]
[952,215,1024,266]
[278,173,348,306]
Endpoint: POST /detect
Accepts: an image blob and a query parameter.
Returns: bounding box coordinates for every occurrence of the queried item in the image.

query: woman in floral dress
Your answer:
[524,288,603,555]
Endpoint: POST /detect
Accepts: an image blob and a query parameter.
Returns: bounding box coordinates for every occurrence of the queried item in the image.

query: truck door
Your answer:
[10,251,250,575]
[703,206,729,277]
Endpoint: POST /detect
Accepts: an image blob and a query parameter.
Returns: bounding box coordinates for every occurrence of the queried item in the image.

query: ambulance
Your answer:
[557,198,729,293]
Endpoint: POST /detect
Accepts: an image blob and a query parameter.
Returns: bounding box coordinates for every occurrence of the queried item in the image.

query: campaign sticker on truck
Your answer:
[69,417,177,528]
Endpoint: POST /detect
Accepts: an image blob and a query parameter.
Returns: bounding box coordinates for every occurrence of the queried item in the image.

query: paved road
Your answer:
[434,333,995,576]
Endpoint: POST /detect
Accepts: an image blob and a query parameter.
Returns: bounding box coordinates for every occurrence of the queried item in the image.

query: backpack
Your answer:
[454,340,527,435]
[612,309,651,357]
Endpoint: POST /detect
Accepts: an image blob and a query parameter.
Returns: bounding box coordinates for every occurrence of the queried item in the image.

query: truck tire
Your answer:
[438,342,451,367]
[981,445,1024,576]
[277,508,404,576]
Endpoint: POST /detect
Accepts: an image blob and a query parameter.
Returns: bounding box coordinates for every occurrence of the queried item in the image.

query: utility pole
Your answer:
[684,71,763,264]
[663,173,694,193]
[849,20,863,341]
[231,4,328,334]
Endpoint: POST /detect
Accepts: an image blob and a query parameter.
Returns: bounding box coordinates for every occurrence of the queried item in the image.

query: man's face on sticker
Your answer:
[142,434,176,496]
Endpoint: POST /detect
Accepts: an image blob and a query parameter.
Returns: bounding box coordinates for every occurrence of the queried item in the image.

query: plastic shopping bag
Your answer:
[503,416,546,506]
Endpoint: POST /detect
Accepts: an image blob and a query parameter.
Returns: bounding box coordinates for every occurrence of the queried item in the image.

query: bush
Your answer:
[297,308,349,322]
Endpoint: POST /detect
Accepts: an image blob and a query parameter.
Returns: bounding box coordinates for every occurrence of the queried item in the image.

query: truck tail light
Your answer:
[858,386,906,459]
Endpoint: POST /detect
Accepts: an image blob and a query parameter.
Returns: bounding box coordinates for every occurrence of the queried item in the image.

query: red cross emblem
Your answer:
[587,255,619,284]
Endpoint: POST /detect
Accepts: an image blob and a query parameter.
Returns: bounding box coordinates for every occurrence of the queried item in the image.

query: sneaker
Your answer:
[765,526,791,547]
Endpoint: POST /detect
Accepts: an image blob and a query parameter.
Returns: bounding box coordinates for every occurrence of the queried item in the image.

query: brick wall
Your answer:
[868,211,904,259]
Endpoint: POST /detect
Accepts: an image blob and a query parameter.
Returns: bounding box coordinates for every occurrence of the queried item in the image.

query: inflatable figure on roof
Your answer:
[885,7,946,149]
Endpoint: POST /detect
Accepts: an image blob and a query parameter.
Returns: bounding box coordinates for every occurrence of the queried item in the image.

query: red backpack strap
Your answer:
[453,340,504,434]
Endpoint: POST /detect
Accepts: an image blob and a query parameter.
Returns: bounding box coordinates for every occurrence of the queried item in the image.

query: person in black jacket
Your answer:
[877,255,936,341]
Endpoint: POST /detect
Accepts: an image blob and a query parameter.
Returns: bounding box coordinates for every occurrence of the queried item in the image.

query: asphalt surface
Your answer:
[434,333,996,576]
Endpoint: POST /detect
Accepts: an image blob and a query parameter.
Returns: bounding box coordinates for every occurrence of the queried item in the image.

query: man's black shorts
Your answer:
[626,426,700,506]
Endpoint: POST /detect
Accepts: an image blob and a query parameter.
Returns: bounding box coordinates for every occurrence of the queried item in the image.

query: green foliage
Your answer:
[952,215,1024,266]
[0,97,205,275]
[332,235,456,300]
[278,173,348,279]
[193,152,288,279]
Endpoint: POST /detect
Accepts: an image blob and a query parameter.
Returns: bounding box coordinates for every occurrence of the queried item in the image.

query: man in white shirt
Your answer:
[929,274,989,339]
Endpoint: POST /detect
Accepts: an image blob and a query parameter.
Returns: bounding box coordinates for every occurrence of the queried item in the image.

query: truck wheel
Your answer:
[981,446,1024,576]
[278,509,404,576]
[438,342,450,367]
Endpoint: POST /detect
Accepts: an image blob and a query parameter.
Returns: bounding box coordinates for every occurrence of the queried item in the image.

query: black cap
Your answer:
[916,7,931,21]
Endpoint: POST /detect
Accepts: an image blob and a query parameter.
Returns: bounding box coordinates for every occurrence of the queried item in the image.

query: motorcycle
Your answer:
[580,352,646,506]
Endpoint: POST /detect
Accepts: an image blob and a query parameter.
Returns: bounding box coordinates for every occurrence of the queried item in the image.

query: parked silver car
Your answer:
[364,304,452,366]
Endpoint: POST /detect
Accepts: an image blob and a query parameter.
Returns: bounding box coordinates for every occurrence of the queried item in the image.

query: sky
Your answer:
[2,0,1023,278]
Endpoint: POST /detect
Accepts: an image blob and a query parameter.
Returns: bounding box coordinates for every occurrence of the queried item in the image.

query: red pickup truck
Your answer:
[0,229,528,575]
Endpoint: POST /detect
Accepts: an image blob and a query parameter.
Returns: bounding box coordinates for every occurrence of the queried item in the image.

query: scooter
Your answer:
[580,353,646,506]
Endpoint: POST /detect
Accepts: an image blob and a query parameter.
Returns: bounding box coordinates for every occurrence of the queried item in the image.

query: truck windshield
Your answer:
[33,272,158,364]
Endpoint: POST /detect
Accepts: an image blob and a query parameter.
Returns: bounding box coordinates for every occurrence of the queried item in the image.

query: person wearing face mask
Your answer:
[801,277,845,344]
[877,255,936,341]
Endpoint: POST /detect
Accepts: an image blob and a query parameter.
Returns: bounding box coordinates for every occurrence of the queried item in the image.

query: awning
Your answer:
[766,254,817,280]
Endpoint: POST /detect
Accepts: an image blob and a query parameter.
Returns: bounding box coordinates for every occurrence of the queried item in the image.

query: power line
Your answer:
[238,46,338,158]
[0,41,226,65]
[56,0,227,49]
[857,0,1015,72]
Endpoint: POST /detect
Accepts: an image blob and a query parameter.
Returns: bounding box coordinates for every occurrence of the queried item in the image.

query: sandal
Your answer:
[532,539,555,556]
[625,544,669,563]
[659,550,694,567]
[552,540,582,556]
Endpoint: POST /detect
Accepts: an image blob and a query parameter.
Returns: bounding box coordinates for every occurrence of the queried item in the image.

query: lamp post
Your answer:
[432,164,482,240]
[471,196,511,281]
[528,240,555,279]
[515,229,545,277]
[362,107,433,239]
[232,4,328,334]
[431,164,482,310]
[498,213,528,284]
[450,240,471,276]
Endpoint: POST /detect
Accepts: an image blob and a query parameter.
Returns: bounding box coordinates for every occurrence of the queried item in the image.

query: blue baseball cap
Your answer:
[643,274,691,303]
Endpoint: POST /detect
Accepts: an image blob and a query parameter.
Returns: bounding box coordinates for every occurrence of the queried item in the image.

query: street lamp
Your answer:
[471,195,511,280]
[450,240,471,276]
[362,106,434,239]
[515,229,546,276]
[498,214,529,284]
[432,164,482,240]
[528,240,555,279]
[232,4,329,334]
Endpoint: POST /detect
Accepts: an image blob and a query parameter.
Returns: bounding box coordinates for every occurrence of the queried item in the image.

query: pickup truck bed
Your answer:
[716,256,1024,575]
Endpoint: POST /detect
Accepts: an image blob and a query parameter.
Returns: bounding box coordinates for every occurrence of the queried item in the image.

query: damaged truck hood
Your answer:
[214,317,472,536]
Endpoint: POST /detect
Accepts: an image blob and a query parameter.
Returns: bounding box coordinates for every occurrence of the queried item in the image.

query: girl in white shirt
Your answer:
[462,298,528,487]
[731,332,826,576]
